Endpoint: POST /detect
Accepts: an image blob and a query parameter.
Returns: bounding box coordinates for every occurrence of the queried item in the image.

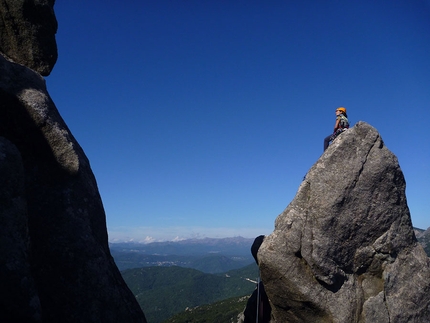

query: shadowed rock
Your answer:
[0,137,41,322]
[0,2,147,322]
[0,0,57,76]
[0,48,147,323]
[259,122,430,323]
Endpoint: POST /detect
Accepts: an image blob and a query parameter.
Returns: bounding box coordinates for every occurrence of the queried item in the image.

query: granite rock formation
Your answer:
[0,0,57,76]
[258,122,430,323]
[0,1,147,322]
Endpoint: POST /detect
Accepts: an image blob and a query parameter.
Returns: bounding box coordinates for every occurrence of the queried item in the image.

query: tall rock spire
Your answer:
[259,122,430,323]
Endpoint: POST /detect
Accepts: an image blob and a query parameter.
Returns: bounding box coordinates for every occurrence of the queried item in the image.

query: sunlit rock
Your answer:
[259,122,430,323]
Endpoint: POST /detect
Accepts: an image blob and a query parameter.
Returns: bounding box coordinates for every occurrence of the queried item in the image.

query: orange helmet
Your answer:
[336,107,346,114]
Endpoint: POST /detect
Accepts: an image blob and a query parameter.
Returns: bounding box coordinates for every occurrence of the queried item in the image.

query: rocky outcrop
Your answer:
[259,122,430,323]
[0,0,57,76]
[0,2,146,322]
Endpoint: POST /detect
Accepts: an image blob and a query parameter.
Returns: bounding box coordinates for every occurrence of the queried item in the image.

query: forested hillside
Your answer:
[161,295,250,323]
[122,264,258,323]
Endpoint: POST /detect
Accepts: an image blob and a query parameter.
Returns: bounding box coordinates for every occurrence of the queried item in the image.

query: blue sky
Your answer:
[47,1,430,242]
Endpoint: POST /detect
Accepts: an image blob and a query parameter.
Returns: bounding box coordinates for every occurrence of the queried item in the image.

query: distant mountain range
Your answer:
[110,236,256,273]
[110,236,255,256]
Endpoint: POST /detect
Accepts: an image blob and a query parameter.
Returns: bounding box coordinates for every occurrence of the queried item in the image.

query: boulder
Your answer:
[258,122,430,323]
[0,0,57,76]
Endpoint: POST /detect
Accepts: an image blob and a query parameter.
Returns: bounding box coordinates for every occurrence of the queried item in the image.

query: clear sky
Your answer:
[47,0,430,242]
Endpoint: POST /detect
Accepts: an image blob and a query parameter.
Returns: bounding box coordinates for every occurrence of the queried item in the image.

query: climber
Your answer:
[323,107,349,151]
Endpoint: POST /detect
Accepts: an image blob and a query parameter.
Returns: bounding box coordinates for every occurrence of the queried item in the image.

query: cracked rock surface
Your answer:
[259,122,430,323]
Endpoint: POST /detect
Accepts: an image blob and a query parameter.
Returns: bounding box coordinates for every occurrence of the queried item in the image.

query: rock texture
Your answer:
[259,122,430,323]
[0,2,147,323]
[0,0,57,76]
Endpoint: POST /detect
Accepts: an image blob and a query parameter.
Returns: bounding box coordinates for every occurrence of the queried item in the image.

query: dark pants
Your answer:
[324,134,334,151]
[324,128,347,151]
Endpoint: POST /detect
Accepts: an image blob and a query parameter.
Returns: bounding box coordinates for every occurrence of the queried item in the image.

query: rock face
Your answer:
[0,2,147,323]
[259,122,430,323]
[0,0,57,76]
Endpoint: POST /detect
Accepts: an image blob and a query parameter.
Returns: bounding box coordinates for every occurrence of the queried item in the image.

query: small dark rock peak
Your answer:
[259,122,430,322]
[0,0,58,75]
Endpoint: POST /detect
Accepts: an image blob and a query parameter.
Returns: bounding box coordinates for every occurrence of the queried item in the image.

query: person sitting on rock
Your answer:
[324,106,349,151]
